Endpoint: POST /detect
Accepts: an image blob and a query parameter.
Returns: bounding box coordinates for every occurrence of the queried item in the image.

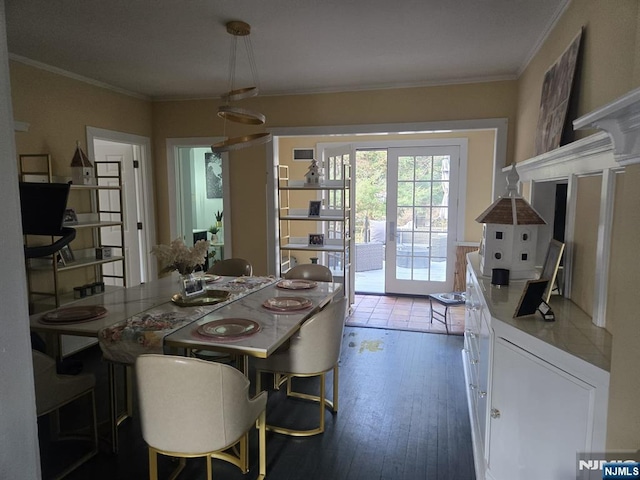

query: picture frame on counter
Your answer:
[540,239,565,303]
[513,279,549,318]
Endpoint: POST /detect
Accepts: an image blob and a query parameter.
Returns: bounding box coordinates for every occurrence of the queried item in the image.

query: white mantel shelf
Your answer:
[573,86,640,166]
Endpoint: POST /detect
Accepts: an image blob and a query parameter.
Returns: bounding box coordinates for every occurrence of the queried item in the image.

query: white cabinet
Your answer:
[463,264,492,477]
[464,252,610,480]
[487,338,596,480]
[277,164,352,302]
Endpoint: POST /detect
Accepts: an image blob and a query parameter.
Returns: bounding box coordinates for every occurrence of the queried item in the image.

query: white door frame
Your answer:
[266,119,507,276]
[86,126,157,281]
[165,138,232,257]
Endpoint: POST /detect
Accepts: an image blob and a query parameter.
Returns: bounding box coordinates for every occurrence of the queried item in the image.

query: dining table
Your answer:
[28,273,343,453]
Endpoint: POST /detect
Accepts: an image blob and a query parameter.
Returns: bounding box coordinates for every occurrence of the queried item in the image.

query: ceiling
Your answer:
[5,0,568,100]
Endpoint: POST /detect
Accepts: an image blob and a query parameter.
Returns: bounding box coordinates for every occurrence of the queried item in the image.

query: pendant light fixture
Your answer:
[211,21,272,154]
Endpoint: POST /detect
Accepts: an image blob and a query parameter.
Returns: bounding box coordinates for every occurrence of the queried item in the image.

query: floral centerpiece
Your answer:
[151,238,210,275]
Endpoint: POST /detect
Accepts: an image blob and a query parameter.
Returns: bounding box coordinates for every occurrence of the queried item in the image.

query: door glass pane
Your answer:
[393,154,452,282]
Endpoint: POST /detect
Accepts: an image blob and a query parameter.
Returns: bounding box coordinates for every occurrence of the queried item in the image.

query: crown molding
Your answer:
[573,86,640,166]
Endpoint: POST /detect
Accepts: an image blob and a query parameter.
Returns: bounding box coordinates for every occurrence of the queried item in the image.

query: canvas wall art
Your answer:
[534,28,583,156]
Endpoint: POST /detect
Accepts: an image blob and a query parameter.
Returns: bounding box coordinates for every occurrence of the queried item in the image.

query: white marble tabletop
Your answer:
[164,281,343,358]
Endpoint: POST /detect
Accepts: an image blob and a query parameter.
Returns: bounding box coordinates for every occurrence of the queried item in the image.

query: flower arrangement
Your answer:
[151,238,210,275]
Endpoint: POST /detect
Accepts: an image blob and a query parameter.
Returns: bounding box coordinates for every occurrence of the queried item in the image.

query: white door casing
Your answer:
[87,127,156,284]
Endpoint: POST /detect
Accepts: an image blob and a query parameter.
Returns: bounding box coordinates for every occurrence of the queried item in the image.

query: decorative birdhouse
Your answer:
[70,141,94,185]
[304,159,321,185]
[475,164,546,280]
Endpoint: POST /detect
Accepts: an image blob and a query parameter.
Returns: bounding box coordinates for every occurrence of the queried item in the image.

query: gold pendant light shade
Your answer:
[217,105,265,125]
[213,21,271,154]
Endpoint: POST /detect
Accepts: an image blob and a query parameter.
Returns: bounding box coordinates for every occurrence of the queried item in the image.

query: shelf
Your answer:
[63,220,123,229]
[30,255,124,272]
[281,243,348,252]
[70,184,121,191]
[280,215,346,221]
[279,180,349,190]
[277,163,352,304]
[21,157,126,314]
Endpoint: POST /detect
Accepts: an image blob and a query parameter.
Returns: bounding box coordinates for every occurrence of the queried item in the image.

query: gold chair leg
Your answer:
[333,364,339,413]
[148,448,158,480]
[257,410,266,480]
[206,454,213,480]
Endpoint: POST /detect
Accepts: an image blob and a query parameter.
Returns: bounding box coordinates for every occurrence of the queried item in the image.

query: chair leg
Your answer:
[206,454,213,480]
[333,364,339,413]
[257,410,266,480]
[148,448,158,480]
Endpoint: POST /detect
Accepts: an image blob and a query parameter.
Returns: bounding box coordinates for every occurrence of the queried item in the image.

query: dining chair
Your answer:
[284,263,333,282]
[32,350,98,480]
[207,257,253,277]
[135,354,267,480]
[254,296,348,436]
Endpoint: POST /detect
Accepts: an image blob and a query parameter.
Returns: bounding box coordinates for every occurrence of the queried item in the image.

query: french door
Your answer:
[385,146,460,295]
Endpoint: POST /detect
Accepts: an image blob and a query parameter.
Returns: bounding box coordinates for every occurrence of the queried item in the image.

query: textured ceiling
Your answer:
[5,0,568,100]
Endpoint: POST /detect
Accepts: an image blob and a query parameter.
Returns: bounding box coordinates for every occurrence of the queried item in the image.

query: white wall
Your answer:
[0,0,41,476]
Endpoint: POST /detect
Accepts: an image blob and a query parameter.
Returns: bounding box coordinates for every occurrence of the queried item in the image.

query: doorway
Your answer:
[166,138,232,264]
[267,119,507,299]
[354,145,461,295]
[87,127,156,286]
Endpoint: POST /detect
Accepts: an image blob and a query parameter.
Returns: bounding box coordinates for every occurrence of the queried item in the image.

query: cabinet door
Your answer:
[487,338,595,480]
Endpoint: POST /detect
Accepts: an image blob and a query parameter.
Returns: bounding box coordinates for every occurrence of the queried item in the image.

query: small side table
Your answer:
[428,292,466,334]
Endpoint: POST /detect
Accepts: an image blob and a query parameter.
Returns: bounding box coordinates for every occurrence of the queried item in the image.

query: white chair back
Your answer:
[284,264,333,282]
[283,296,347,374]
[136,354,266,454]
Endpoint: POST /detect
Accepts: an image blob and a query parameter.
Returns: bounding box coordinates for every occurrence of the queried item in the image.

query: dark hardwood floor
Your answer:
[40,326,475,480]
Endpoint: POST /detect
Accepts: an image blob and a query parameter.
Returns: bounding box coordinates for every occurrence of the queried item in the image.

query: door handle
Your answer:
[388,221,395,242]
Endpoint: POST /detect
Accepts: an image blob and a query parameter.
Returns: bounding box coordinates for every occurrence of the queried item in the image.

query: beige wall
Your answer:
[515,0,640,163]
[153,82,516,274]
[515,1,640,450]
[606,164,640,449]
[571,174,601,317]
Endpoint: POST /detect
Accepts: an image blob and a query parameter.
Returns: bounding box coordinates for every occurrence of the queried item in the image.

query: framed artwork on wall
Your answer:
[205,152,223,199]
[534,28,583,156]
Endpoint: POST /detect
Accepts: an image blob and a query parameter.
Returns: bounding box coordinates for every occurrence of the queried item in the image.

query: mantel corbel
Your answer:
[573,86,640,166]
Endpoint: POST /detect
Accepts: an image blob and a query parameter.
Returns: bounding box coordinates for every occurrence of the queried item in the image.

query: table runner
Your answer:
[98,276,276,364]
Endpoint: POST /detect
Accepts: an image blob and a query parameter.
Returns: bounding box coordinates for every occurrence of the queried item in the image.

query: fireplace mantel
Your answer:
[573,86,640,166]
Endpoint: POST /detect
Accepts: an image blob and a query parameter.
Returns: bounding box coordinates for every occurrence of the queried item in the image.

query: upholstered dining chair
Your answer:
[254,296,348,437]
[207,258,253,277]
[32,349,98,480]
[135,354,267,480]
[284,264,333,282]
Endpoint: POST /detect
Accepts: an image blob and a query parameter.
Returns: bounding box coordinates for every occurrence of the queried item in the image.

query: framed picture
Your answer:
[308,233,325,246]
[308,200,321,217]
[205,152,223,199]
[181,275,206,298]
[540,239,565,303]
[514,279,549,318]
[63,208,78,225]
[59,245,75,264]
